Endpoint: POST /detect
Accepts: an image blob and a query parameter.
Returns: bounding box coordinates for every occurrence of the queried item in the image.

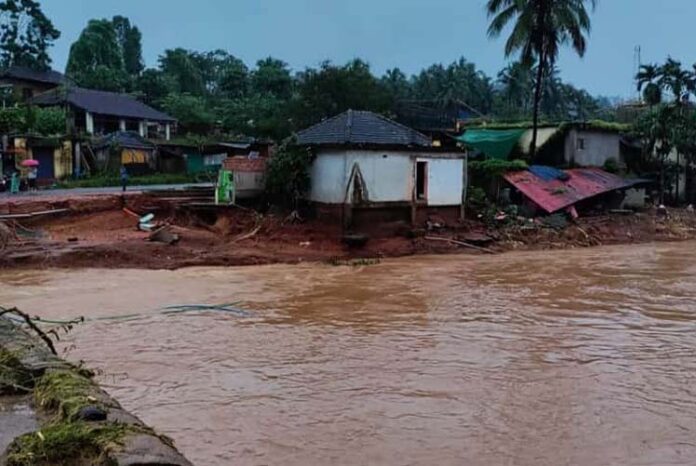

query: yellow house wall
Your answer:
[121,149,148,164]
[53,141,73,179]
[13,138,30,176]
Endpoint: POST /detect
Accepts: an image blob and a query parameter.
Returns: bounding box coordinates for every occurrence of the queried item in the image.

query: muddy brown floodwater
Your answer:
[2,242,696,465]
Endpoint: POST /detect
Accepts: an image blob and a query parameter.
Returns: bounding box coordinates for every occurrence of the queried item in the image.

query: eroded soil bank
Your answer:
[2,193,696,270]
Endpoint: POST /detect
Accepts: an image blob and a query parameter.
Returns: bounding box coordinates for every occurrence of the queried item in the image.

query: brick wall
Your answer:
[223,156,267,172]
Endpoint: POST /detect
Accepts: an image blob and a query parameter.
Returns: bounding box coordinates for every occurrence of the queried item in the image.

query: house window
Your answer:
[204,153,226,166]
[416,161,428,200]
[577,137,586,150]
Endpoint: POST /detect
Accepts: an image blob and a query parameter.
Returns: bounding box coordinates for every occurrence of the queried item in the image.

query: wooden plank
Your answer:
[0,209,69,220]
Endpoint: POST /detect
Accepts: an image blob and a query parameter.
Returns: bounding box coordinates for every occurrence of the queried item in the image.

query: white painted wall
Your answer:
[310,148,465,206]
[310,149,413,203]
[419,157,465,206]
[564,129,622,167]
[519,127,560,154]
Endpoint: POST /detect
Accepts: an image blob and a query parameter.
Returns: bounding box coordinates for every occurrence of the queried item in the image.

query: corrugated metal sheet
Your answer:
[504,166,639,213]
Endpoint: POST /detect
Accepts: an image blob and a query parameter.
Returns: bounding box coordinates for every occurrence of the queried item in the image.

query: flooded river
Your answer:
[2,242,696,465]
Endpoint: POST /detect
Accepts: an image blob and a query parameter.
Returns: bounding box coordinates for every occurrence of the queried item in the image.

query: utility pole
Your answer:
[633,45,642,100]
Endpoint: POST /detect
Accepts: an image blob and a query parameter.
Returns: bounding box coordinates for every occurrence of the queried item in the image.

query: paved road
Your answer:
[0,183,213,202]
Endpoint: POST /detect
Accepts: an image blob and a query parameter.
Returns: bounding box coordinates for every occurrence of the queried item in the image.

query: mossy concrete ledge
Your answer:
[0,316,193,466]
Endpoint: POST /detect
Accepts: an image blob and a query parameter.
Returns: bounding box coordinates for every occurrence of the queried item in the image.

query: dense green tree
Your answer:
[216,56,249,98]
[66,19,128,91]
[112,15,143,76]
[487,0,597,158]
[0,0,59,70]
[158,48,205,95]
[161,93,216,133]
[189,49,248,97]
[251,57,293,99]
[134,68,173,106]
[632,58,696,204]
[380,68,412,101]
[653,59,695,199]
[495,62,534,117]
[411,59,494,114]
[218,94,292,140]
[293,59,390,128]
[264,140,312,209]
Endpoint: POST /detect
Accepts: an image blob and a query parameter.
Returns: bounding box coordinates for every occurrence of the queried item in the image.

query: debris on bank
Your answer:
[503,165,648,216]
[2,187,696,270]
[0,307,192,466]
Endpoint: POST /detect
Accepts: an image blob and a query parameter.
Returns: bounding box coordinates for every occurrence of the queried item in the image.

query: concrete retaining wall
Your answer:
[0,315,193,466]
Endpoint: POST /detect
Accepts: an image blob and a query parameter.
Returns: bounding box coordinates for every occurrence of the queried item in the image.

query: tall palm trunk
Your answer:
[530,51,545,159]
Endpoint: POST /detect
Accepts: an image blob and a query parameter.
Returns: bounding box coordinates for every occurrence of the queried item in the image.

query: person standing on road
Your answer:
[27,166,38,192]
[120,165,129,192]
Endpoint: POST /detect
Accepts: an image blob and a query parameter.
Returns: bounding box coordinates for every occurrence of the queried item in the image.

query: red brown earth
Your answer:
[2,193,696,270]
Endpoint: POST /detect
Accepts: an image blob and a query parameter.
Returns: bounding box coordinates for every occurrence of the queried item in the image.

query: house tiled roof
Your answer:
[92,131,155,151]
[0,66,67,85]
[296,110,432,147]
[32,87,176,122]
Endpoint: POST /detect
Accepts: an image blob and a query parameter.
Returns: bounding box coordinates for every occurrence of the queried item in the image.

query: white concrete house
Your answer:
[562,126,623,167]
[296,110,467,227]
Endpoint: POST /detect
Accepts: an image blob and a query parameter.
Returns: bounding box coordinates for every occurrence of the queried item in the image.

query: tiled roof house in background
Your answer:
[32,86,175,141]
[0,65,68,101]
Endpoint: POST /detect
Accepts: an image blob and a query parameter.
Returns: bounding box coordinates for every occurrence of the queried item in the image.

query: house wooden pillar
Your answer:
[165,123,171,141]
[119,119,126,132]
[74,142,81,176]
[138,120,148,138]
[85,112,94,134]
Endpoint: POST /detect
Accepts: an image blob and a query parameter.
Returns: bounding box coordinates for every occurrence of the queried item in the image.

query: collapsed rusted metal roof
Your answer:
[503,166,644,213]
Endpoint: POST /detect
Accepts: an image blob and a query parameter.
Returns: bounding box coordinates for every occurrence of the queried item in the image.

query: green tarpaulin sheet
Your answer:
[185,153,205,174]
[457,129,526,160]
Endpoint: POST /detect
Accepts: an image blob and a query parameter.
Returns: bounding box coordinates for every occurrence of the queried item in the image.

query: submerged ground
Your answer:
[2,242,696,465]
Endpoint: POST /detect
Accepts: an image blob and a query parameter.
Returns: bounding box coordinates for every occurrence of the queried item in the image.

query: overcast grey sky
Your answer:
[42,0,696,98]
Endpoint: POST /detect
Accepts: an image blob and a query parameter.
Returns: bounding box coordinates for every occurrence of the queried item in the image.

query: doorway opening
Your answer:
[416,161,427,200]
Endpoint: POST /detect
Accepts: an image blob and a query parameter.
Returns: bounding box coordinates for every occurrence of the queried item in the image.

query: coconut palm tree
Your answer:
[636,64,662,106]
[497,62,534,116]
[486,0,596,158]
[658,58,694,105]
[657,59,695,201]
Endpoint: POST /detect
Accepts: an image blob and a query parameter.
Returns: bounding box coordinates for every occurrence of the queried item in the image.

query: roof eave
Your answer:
[294,142,464,153]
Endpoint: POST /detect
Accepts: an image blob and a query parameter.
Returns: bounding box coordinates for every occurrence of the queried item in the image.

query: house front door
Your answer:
[33,148,55,180]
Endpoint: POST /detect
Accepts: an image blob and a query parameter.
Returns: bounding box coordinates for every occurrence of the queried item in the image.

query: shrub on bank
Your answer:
[55,173,202,189]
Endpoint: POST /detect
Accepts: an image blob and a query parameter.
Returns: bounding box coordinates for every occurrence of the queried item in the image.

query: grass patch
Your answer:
[4,421,128,466]
[0,348,33,394]
[34,370,107,421]
[55,172,209,189]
